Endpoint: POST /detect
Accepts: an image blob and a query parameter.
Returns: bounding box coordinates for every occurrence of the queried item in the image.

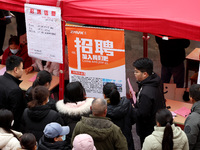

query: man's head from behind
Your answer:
[6,55,23,79]
[133,58,153,82]
[91,98,107,117]
[189,84,200,103]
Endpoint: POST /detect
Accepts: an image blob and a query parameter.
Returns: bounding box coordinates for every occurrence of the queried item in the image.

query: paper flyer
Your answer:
[127,78,136,104]
[0,67,6,75]
[174,107,191,118]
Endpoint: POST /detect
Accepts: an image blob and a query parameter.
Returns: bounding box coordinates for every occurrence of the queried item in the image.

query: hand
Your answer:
[132,104,135,108]
[25,66,34,74]
[129,89,133,98]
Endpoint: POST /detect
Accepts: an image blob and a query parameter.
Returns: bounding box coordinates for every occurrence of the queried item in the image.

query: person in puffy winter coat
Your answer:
[142,109,189,150]
[20,86,63,141]
[103,82,135,150]
[56,81,94,138]
[0,109,22,150]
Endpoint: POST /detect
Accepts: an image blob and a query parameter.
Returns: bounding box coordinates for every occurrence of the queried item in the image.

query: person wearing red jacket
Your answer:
[1,35,32,69]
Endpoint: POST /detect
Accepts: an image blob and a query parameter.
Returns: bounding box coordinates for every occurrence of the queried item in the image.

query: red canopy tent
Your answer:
[1,0,200,41]
[1,0,200,98]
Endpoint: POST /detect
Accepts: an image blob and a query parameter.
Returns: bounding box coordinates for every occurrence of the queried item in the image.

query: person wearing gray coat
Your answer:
[184,84,200,150]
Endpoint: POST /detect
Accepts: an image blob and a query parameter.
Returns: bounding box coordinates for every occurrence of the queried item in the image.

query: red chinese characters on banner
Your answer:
[30,8,34,14]
[51,11,56,16]
[37,9,41,14]
[66,26,125,70]
[29,8,56,16]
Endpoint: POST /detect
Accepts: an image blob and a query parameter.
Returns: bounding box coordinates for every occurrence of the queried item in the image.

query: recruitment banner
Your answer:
[66,26,126,98]
[25,4,63,63]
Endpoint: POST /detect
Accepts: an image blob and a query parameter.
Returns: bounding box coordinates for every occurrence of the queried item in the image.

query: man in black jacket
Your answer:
[132,58,166,147]
[0,55,26,130]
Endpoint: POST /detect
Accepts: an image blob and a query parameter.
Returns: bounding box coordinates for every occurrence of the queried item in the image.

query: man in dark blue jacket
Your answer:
[132,58,166,147]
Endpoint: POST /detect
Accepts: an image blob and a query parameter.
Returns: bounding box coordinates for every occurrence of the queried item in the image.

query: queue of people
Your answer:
[0,55,198,150]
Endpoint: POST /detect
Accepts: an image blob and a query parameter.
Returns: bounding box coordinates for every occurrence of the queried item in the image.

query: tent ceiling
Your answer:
[1,0,200,41]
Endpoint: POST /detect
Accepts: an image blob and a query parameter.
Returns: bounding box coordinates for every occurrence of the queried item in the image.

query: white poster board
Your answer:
[66,26,126,98]
[25,4,63,63]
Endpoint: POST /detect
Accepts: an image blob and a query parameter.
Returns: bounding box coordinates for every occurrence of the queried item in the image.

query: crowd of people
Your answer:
[0,54,199,150]
[0,13,197,149]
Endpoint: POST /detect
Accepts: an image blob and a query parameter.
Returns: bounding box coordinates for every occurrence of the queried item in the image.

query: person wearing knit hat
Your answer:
[38,122,71,150]
[72,134,96,150]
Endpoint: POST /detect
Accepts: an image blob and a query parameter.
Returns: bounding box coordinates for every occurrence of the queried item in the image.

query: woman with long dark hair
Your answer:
[25,70,56,110]
[56,81,94,138]
[142,109,189,150]
[0,109,22,149]
[21,86,63,142]
[103,82,135,150]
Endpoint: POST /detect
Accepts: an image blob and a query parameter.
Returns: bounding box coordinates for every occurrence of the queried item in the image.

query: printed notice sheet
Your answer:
[25,4,63,63]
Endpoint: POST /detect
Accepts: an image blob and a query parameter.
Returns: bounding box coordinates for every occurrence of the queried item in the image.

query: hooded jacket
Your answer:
[72,115,128,150]
[56,98,93,137]
[107,97,135,150]
[184,100,200,150]
[38,135,71,150]
[142,124,189,150]
[20,105,63,141]
[25,86,57,111]
[0,128,22,150]
[134,73,166,140]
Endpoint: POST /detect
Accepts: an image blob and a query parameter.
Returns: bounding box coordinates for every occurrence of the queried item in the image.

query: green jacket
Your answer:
[72,115,128,150]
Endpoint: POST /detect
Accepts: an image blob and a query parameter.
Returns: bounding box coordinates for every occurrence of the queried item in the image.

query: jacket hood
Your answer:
[56,98,93,117]
[191,101,200,114]
[27,105,51,122]
[152,124,186,148]
[138,73,161,88]
[107,97,130,119]
[80,116,114,141]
